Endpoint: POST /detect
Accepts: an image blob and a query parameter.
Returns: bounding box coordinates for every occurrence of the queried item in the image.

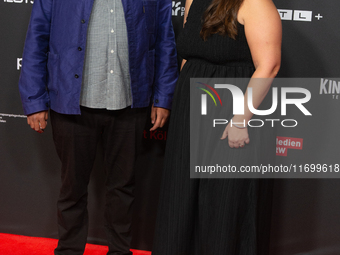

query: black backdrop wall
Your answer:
[1,0,340,254]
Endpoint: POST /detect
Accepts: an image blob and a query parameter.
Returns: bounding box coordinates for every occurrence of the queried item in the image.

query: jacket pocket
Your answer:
[46,52,59,94]
[143,0,157,34]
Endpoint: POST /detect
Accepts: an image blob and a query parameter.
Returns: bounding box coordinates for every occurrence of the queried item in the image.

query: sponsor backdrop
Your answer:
[0,0,339,253]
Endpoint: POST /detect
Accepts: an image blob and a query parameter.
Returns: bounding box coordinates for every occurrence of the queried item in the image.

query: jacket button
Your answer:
[78,47,82,51]
[75,74,79,78]
[81,19,85,24]
[155,99,159,103]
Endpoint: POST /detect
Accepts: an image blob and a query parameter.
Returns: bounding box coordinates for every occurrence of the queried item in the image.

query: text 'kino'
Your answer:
[319,78,340,94]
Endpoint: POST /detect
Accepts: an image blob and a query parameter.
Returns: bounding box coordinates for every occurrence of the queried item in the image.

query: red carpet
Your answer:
[0,233,151,255]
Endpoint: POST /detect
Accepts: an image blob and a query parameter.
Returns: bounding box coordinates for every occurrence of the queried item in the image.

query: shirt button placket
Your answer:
[109,6,114,77]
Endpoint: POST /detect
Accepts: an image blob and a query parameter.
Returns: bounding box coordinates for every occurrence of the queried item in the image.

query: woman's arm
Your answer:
[180,0,194,70]
[221,0,282,148]
[237,0,282,120]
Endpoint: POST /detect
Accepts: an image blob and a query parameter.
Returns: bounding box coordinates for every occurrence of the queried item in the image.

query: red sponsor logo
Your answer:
[143,130,167,140]
[276,136,303,156]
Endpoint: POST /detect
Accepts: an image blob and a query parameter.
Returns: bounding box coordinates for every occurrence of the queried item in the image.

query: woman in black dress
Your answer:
[152,0,281,254]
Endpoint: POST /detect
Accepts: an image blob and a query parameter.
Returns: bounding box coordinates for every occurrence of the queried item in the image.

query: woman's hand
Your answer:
[220,122,250,148]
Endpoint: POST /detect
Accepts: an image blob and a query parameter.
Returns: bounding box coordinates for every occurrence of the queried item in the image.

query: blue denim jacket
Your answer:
[19,0,178,115]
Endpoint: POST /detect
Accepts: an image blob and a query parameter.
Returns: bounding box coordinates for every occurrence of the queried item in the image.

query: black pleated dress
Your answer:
[152,0,274,254]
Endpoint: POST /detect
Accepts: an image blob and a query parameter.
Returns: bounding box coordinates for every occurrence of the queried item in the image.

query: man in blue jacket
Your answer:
[19,0,178,254]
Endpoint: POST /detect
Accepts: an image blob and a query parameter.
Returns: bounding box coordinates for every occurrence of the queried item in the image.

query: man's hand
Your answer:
[150,105,170,131]
[27,110,48,133]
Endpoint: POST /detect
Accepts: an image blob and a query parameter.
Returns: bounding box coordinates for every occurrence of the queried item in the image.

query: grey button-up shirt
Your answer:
[80,0,132,110]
